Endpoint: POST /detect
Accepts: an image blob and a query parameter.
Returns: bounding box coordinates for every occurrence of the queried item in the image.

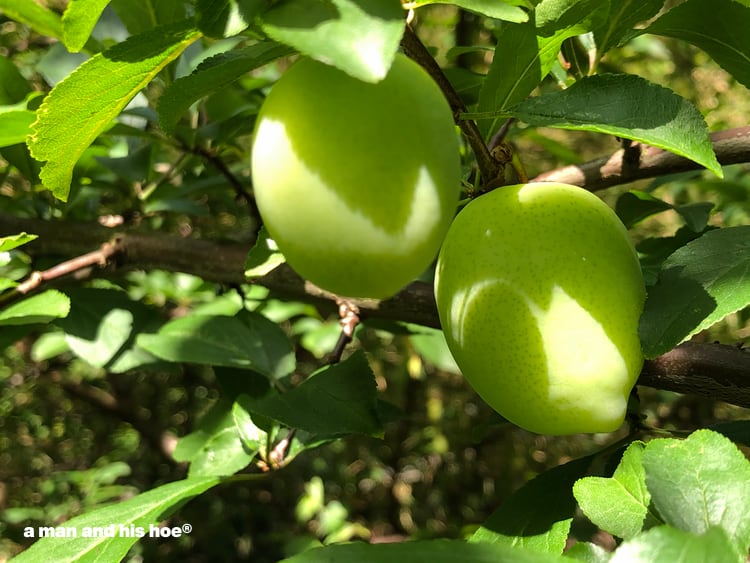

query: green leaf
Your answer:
[244,225,287,279]
[0,232,37,252]
[506,74,722,176]
[10,477,220,563]
[55,287,163,372]
[592,0,663,57]
[639,226,750,358]
[405,0,528,22]
[609,526,742,563]
[159,42,293,134]
[260,0,405,83]
[27,19,201,201]
[642,429,750,555]
[0,0,63,40]
[645,0,750,89]
[196,0,267,38]
[174,400,258,477]
[61,0,111,53]
[574,442,661,539]
[470,455,592,553]
[242,350,382,436]
[281,539,571,563]
[476,0,606,137]
[137,310,295,379]
[0,290,70,326]
[0,110,35,147]
[232,399,267,453]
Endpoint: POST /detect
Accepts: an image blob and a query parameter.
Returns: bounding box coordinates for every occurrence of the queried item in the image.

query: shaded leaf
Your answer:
[11,477,220,563]
[61,0,111,52]
[470,455,592,553]
[281,538,570,563]
[196,0,267,37]
[616,190,713,231]
[242,350,381,436]
[506,74,721,176]
[642,429,750,555]
[0,56,33,104]
[27,20,201,200]
[260,0,405,82]
[110,0,188,34]
[639,225,750,358]
[244,226,287,279]
[646,0,750,89]
[592,0,663,56]
[137,310,295,379]
[159,42,293,135]
[0,290,70,326]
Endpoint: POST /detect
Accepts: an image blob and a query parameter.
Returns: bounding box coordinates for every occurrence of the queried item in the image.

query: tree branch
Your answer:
[3,215,750,409]
[532,126,750,190]
[400,25,503,188]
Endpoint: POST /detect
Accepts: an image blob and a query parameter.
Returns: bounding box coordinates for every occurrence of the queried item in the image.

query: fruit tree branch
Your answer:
[400,25,503,188]
[532,126,750,190]
[3,214,750,409]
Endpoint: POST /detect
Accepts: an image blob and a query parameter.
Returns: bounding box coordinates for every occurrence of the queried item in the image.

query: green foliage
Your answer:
[1,0,750,561]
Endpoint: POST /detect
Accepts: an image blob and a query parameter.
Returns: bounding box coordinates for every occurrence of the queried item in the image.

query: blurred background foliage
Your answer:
[1,3,750,562]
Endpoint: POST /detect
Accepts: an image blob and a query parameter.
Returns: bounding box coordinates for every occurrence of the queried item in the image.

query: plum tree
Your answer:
[434,182,647,435]
[251,53,461,299]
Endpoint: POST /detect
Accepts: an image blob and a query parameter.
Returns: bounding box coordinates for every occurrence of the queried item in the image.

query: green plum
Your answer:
[251,54,461,299]
[434,182,646,435]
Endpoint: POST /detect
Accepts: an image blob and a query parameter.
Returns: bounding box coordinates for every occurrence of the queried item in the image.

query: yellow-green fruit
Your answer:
[251,54,461,299]
[434,182,646,435]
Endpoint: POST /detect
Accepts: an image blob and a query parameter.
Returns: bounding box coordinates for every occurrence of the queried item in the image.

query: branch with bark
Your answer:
[3,213,750,409]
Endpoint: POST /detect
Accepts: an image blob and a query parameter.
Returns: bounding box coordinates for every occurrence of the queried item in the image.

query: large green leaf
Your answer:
[470,455,592,553]
[137,310,295,379]
[0,0,63,40]
[61,0,111,52]
[646,0,750,89]
[642,429,750,555]
[282,539,570,563]
[574,442,661,539]
[0,290,70,326]
[10,477,220,563]
[405,0,528,22]
[610,526,742,563]
[260,0,405,82]
[27,19,201,201]
[242,350,382,436]
[158,41,293,134]
[505,73,721,176]
[639,225,750,358]
[476,0,606,137]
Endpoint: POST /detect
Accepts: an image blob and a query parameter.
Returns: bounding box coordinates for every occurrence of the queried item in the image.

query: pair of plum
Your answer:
[250,54,646,436]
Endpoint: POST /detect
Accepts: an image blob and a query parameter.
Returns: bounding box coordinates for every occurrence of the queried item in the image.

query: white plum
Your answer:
[434,182,646,435]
